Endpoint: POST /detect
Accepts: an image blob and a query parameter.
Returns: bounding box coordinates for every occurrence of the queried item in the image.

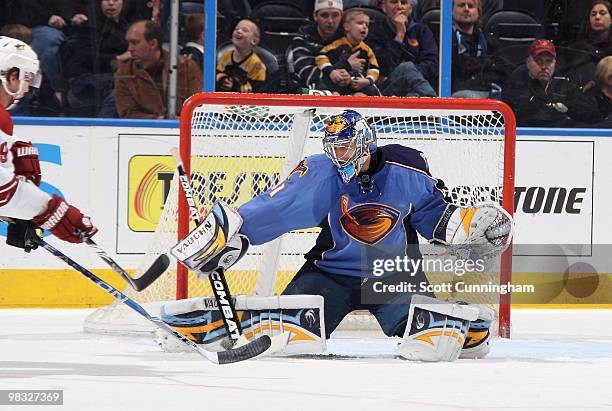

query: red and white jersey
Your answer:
[0,105,49,219]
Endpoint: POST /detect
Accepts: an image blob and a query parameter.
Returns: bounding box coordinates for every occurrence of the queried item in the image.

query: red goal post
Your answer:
[177,93,516,337]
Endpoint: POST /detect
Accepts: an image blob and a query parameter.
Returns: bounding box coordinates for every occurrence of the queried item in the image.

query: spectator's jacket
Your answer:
[114,50,202,119]
[216,48,266,93]
[290,23,343,89]
[503,65,597,127]
[316,37,380,83]
[452,24,490,92]
[366,16,438,82]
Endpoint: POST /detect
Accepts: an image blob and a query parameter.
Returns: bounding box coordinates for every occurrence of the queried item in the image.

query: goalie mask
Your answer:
[323,110,377,183]
[0,37,42,110]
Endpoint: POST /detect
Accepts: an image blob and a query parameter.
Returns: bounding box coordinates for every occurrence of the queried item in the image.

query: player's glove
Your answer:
[32,194,97,243]
[11,141,41,186]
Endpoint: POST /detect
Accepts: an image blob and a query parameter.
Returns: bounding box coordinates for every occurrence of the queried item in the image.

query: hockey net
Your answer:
[85,94,515,338]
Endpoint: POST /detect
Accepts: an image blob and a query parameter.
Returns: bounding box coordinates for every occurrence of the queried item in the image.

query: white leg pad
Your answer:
[397,295,479,362]
[156,294,326,355]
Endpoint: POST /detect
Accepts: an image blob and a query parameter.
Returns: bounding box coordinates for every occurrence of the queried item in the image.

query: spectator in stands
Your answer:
[115,20,202,118]
[367,0,438,96]
[180,13,204,75]
[2,0,75,94]
[0,24,33,44]
[567,0,612,85]
[503,39,596,127]
[418,0,501,25]
[316,9,380,95]
[290,0,344,90]
[216,18,267,93]
[451,0,493,97]
[581,55,612,125]
[60,0,130,117]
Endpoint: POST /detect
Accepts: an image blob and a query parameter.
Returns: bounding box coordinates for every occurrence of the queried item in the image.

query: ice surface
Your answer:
[0,309,611,410]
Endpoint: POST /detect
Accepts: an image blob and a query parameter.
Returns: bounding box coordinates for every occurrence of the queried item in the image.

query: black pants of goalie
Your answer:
[282,260,433,338]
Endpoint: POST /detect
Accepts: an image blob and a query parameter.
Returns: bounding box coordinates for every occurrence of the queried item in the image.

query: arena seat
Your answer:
[485,10,544,69]
[420,8,440,44]
[249,2,310,55]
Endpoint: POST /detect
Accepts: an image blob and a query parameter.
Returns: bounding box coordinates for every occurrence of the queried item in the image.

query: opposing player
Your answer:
[168,109,512,361]
[0,36,97,247]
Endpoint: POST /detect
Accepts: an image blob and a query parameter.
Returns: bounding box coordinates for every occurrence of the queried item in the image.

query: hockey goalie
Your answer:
[163,109,513,362]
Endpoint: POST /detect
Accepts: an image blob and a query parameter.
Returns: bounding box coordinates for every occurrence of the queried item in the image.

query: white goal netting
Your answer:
[85,95,515,337]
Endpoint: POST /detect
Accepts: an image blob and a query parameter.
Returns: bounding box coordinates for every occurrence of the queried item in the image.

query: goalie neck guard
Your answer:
[323,110,377,184]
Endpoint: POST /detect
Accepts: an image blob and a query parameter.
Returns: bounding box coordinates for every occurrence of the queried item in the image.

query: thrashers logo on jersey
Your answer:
[287,159,309,179]
[339,196,401,245]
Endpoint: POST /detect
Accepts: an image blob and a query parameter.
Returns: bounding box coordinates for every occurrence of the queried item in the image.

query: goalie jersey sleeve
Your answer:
[238,154,340,245]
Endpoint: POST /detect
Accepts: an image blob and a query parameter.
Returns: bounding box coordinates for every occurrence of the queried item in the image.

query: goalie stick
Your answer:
[170,147,246,343]
[31,235,272,364]
[85,238,169,291]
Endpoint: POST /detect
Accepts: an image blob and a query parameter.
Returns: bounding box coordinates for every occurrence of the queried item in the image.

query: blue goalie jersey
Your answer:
[238,144,451,278]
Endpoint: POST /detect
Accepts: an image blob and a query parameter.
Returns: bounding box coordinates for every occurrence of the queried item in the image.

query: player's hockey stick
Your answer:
[31,235,271,364]
[85,238,169,291]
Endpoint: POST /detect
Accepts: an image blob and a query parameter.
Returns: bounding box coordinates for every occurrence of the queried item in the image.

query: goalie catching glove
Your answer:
[170,201,249,279]
[433,203,513,260]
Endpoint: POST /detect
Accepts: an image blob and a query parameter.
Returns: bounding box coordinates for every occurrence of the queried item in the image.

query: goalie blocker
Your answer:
[170,201,249,278]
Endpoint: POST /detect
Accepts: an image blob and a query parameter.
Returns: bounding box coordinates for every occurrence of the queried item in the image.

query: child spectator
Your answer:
[216,18,266,93]
[316,9,380,96]
[180,13,204,74]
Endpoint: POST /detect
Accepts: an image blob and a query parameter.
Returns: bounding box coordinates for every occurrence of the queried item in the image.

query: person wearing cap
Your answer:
[503,39,597,127]
[289,0,345,90]
[366,0,438,97]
